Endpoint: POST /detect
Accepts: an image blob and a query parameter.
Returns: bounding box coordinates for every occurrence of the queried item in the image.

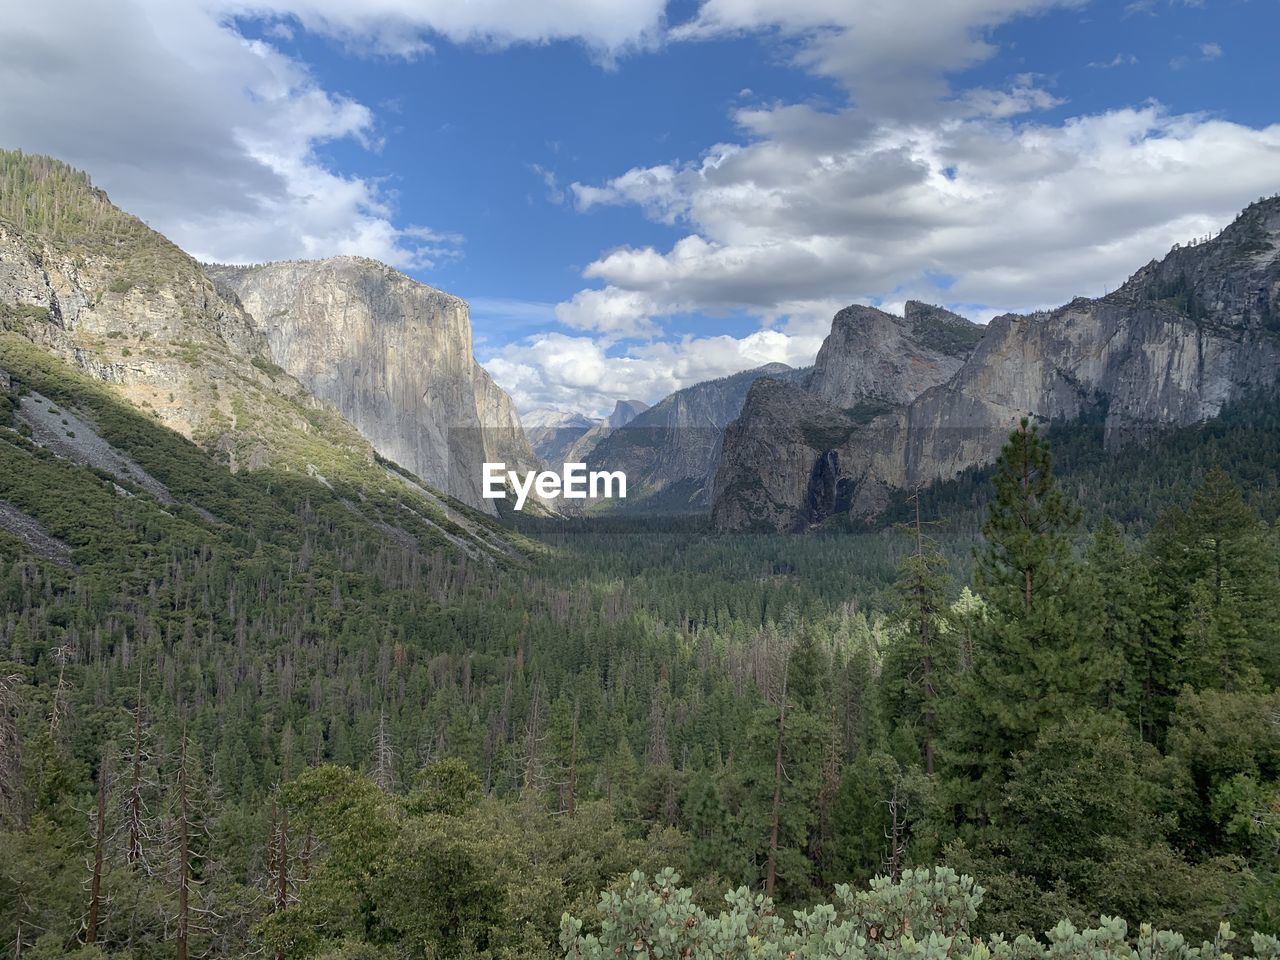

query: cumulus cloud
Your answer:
[482,325,823,415]
[568,104,1280,323]
[525,1,1279,412]
[670,0,1086,114]
[0,0,666,267]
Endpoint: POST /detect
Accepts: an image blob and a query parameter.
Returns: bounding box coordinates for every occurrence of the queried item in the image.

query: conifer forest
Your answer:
[2,331,1279,957]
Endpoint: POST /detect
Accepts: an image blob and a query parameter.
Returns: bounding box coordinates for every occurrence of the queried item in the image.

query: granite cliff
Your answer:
[207,258,539,512]
[712,197,1280,531]
[0,151,379,477]
[584,362,809,511]
[0,149,534,543]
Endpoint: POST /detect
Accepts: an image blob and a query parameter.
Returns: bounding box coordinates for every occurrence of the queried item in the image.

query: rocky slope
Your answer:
[523,407,596,464]
[562,398,648,464]
[207,258,540,512]
[712,198,1280,531]
[584,362,808,510]
[0,151,380,477]
[0,150,525,553]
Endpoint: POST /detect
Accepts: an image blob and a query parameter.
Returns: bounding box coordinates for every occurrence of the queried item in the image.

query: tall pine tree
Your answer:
[940,419,1114,825]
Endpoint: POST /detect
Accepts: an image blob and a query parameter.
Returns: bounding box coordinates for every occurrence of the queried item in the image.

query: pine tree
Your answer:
[940,420,1112,825]
[1085,519,1175,739]
[886,492,952,775]
[1149,468,1278,687]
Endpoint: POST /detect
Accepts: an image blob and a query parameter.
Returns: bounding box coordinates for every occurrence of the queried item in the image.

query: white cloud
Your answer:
[558,104,1280,349]
[1089,53,1139,68]
[554,287,663,339]
[527,0,1279,412]
[0,0,667,267]
[530,164,567,205]
[671,0,1085,114]
[1200,42,1223,60]
[482,324,822,415]
[220,0,667,60]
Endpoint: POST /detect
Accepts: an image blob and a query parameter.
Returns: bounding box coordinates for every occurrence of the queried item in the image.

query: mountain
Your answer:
[207,258,539,512]
[0,149,521,555]
[0,152,398,477]
[583,362,809,511]
[713,197,1280,531]
[522,406,596,463]
[561,398,648,464]
[809,302,982,408]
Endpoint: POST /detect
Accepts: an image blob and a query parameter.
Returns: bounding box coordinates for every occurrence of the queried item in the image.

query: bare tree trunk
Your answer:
[374,710,395,792]
[177,737,190,960]
[127,675,145,866]
[567,709,578,819]
[85,761,108,943]
[275,805,289,960]
[883,781,906,882]
[765,661,788,899]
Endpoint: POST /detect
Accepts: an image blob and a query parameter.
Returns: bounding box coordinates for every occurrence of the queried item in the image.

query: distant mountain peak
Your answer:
[606,398,648,428]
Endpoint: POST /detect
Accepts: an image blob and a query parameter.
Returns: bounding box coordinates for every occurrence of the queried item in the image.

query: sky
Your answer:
[1,0,1278,416]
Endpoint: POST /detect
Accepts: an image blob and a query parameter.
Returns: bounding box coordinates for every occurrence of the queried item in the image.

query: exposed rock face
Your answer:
[712,378,859,530]
[208,258,539,511]
[809,302,981,408]
[473,363,541,477]
[585,363,809,511]
[0,178,373,475]
[523,407,596,464]
[713,197,1280,531]
[562,398,648,464]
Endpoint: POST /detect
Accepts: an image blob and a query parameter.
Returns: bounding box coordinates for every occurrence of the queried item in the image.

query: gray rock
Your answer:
[208,257,539,511]
[562,398,649,464]
[713,197,1280,531]
[523,407,596,464]
[587,363,809,510]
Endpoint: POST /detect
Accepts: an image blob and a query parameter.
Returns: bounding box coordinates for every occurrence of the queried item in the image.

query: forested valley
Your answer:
[2,337,1280,958]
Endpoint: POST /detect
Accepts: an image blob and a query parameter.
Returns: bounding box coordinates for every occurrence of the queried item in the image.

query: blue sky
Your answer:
[2,0,1278,414]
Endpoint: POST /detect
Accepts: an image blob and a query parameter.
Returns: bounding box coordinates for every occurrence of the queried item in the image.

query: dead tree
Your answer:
[84,756,111,944]
[882,780,907,882]
[372,710,396,793]
[0,673,22,819]
[765,653,789,899]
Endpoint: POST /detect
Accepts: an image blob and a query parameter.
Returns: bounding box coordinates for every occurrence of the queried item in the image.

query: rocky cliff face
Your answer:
[585,362,809,510]
[0,155,377,475]
[523,407,595,464]
[562,398,648,464]
[208,258,539,511]
[713,198,1280,531]
[809,302,981,408]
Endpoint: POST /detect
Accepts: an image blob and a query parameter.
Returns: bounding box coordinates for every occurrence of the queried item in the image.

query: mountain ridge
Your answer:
[712,195,1280,531]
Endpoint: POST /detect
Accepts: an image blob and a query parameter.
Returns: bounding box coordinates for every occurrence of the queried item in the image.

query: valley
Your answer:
[1,149,1279,959]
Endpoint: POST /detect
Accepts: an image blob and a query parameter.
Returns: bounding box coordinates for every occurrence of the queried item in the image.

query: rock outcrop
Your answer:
[809,302,981,408]
[712,197,1280,531]
[208,258,539,511]
[0,153,376,475]
[562,398,648,464]
[584,362,809,511]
